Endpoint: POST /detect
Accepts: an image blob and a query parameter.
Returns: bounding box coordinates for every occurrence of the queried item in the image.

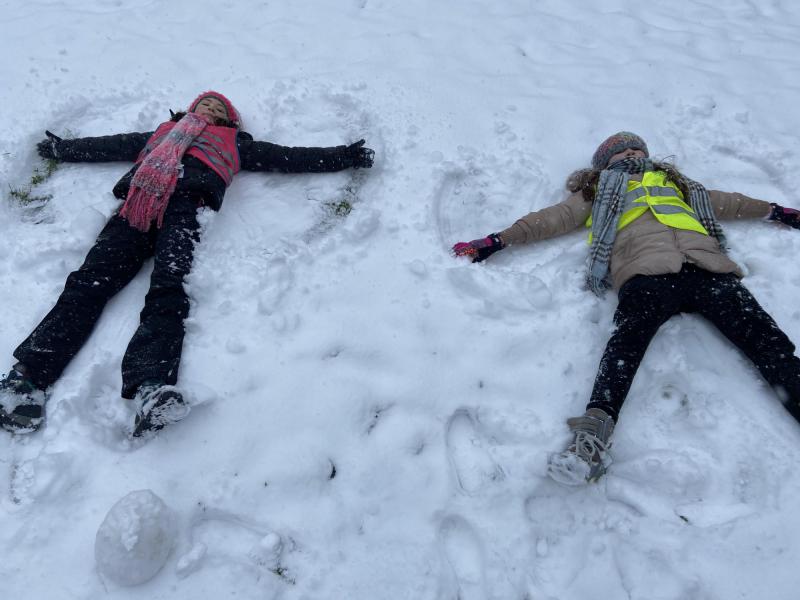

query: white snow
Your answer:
[2,0,800,598]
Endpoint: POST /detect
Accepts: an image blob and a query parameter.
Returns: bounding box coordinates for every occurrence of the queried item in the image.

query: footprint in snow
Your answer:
[445,408,505,495]
[176,506,290,583]
[256,255,294,316]
[523,481,585,541]
[437,514,488,600]
[10,451,79,505]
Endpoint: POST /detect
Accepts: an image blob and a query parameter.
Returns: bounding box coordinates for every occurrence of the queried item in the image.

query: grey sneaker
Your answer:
[547,408,615,485]
[0,367,47,434]
[132,383,190,438]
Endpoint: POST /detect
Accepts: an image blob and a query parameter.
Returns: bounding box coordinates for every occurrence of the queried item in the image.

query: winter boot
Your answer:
[0,365,47,433]
[132,382,190,438]
[547,408,615,485]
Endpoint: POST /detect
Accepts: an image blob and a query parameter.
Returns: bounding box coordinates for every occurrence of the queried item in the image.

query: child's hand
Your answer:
[452,234,505,262]
[347,139,374,169]
[36,130,63,160]
[769,203,800,230]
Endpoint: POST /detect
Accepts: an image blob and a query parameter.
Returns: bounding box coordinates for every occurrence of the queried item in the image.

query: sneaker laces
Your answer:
[548,410,614,485]
[548,433,611,485]
[574,430,609,464]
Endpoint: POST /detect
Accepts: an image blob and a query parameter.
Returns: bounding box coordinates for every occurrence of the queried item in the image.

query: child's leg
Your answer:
[13,215,154,390]
[586,273,683,421]
[694,273,800,422]
[120,192,202,399]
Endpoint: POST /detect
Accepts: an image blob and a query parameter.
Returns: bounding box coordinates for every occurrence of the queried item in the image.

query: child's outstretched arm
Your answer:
[452,192,591,263]
[36,129,153,163]
[708,188,800,228]
[239,137,374,173]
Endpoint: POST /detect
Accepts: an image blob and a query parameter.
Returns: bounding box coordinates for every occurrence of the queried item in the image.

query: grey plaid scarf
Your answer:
[586,157,726,296]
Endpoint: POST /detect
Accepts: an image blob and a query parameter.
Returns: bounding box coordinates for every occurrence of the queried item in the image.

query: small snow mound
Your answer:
[95,490,177,586]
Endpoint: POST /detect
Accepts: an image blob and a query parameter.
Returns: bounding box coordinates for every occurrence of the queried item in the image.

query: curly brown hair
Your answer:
[566,160,692,202]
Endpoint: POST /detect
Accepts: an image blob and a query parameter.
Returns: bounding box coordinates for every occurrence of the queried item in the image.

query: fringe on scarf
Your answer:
[119,112,210,231]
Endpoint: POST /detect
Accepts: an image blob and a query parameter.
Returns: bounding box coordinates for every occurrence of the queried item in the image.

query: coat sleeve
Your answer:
[238,139,354,173]
[56,132,153,162]
[498,192,592,245]
[708,189,772,220]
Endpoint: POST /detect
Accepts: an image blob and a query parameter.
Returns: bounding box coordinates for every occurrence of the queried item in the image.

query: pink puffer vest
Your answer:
[138,121,241,185]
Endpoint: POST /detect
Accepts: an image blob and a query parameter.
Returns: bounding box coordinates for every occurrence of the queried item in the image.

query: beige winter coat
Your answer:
[499,174,771,290]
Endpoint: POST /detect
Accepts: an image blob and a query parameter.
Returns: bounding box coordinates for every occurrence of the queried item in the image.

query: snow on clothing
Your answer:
[17,192,202,398]
[586,265,800,423]
[15,125,365,398]
[498,170,800,422]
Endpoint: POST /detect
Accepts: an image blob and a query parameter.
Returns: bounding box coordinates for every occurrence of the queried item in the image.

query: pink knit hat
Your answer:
[189,91,241,128]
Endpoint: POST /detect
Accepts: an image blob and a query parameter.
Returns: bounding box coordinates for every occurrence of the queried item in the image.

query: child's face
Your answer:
[193,97,229,122]
[607,148,646,167]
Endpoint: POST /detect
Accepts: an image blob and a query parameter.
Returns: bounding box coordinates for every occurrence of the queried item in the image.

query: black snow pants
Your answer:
[14,191,202,399]
[586,264,800,423]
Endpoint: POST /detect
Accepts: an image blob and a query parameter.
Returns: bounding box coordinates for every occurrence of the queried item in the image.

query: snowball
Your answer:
[95,490,177,586]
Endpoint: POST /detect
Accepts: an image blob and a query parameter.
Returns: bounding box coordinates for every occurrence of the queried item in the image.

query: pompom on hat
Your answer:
[188,91,241,128]
[591,131,649,170]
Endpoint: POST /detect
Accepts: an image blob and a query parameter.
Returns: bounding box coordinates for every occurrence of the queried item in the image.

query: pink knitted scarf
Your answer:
[119,112,210,231]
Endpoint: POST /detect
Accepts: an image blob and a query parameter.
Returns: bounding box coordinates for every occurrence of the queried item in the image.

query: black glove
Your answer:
[346,139,374,169]
[452,234,505,262]
[769,203,800,229]
[36,130,63,160]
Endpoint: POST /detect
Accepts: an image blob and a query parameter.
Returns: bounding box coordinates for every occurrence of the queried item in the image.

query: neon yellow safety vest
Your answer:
[587,171,709,243]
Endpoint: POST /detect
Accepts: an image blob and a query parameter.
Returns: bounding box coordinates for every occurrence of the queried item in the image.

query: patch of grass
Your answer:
[322,175,363,218]
[325,198,352,217]
[8,187,53,205]
[300,171,365,243]
[8,158,60,206]
[30,158,59,185]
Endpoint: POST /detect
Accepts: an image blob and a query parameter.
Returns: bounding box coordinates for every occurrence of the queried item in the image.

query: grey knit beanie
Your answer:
[591,131,649,170]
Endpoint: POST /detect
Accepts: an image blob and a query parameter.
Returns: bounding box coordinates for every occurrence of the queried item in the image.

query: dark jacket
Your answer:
[54,128,359,211]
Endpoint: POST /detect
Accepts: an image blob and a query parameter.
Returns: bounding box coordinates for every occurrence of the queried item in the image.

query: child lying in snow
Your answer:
[0,90,374,437]
[453,131,800,485]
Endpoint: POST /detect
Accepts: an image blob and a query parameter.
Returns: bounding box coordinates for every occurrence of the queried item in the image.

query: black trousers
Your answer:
[586,265,800,423]
[14,192,202,399]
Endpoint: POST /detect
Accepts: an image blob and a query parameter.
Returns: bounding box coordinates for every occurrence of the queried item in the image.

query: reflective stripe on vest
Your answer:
[586,171,708,243]
[138,121,241,186]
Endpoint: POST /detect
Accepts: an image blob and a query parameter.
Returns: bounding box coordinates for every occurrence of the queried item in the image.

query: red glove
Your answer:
[452,234,505,262]
[769,203,800,229]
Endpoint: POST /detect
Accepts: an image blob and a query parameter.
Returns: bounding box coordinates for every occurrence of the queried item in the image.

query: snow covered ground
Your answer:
[2,0,800,598]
